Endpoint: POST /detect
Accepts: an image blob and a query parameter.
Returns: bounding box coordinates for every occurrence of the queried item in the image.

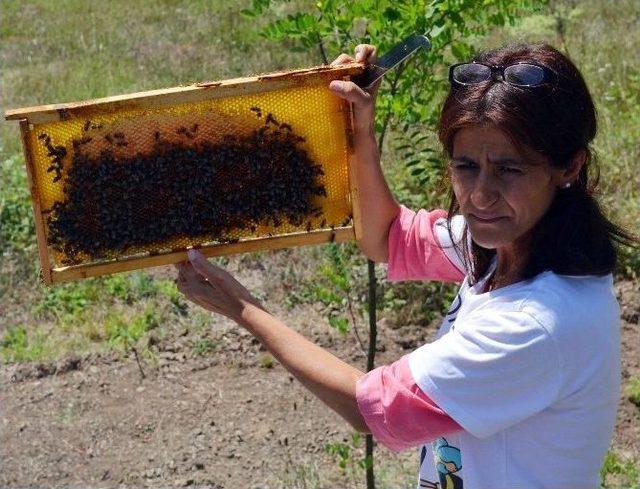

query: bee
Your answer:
[46,112,326,262]
[265,113,278,126]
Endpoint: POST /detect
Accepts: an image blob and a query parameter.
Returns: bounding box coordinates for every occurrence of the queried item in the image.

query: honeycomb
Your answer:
[19,67,358,277]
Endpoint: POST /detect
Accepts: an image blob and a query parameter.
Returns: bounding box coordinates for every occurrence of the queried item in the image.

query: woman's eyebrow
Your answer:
[488,156,526,166]
[451,155,476,164]
[451,155,525,166]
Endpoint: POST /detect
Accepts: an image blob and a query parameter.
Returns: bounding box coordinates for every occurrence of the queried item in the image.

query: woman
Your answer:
[175,43,638,488]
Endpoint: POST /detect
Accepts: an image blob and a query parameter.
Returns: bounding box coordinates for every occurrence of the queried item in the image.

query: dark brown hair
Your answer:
[437,42,639,283]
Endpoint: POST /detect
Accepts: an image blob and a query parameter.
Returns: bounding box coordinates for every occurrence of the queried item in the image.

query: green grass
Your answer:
[627,377,640,409]
[104,306,160,350]
[0,270,186,363]
[600,450,640,489]
[0,325,51,363]
[193,337,220,356]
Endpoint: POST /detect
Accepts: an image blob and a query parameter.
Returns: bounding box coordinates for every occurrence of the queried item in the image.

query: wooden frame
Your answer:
[5,63,363,124]
[5,63,365,284]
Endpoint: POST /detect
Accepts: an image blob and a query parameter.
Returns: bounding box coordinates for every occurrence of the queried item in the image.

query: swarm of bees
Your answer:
[42,108,347,265]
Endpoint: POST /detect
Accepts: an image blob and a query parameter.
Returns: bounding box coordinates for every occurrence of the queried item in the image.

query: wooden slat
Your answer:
[19,120,53,284]
[342,83,363,243]
[5,63,364,125]
[50,227,355,283]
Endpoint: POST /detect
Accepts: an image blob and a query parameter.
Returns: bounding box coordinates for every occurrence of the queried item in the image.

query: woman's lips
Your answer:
[469,213,507,223]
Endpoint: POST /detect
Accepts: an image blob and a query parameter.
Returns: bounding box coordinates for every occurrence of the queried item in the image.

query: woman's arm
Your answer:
[240,303,369,432]
[329,46,400,263]
[175,250,463,447]
[175,250,369,433]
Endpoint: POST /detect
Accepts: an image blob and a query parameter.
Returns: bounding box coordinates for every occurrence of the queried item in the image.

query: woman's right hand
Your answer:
[329,44,380,132]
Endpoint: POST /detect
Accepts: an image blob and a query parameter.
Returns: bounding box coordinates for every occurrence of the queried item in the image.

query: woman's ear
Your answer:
[558,149,587,188]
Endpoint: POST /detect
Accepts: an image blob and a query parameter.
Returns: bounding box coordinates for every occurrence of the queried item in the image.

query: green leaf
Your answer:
[451,41,471,61]
[383,7,401,21]
[395,144,414,151]
[429,23,446,39]
[328,316,349,335]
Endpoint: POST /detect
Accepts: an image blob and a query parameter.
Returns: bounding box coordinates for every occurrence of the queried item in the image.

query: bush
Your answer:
[0,325,50,363]
[0,153,35,255]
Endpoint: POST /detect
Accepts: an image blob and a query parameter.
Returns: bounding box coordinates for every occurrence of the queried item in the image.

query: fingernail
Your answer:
[329,80,344,91]
[187,249,198,260]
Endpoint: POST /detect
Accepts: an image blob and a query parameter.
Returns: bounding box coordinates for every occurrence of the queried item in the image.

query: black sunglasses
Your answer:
[449,62,557,87]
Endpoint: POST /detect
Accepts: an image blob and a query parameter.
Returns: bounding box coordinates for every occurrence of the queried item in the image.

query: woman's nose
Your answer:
[469,170,500,209]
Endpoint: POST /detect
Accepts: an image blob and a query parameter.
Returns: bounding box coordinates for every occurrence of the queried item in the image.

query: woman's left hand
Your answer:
[174,249,264,324]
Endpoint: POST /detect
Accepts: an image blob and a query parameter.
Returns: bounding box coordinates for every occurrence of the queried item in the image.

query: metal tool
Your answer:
[353,33,431,89]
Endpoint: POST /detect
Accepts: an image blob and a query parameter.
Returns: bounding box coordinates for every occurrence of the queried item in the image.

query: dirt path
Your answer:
[1,280,638,488]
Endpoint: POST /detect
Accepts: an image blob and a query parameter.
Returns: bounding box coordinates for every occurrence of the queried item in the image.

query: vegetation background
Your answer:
[1,0,638,487]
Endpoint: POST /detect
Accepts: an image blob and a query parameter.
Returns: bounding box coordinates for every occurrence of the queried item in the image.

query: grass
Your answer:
[104,306,160,350]
[192,337,220,356]
[0,270,185,364]
[627,377,640,409]
[258,353,275,369]
[600,450,640,489]
[0,325,51,363]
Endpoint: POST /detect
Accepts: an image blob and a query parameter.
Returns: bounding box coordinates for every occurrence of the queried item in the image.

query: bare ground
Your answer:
[1,262,638,489]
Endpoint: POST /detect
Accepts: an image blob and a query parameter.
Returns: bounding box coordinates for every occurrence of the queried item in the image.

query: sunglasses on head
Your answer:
[449,61,557,87]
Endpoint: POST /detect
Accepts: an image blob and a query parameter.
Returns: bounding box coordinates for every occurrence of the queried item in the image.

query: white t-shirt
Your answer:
[409,260,621,488]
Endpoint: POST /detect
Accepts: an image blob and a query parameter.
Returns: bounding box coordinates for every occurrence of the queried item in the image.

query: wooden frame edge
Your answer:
[343,85,363,243]
[5,63,364,125]
[49,227,355,284]
[19,120,53,285]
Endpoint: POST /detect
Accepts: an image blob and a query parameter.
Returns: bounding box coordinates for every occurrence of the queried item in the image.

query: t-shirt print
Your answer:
[419,437,463,489]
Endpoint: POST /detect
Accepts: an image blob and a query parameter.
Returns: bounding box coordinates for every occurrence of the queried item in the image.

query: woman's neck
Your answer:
[487,245,529,291]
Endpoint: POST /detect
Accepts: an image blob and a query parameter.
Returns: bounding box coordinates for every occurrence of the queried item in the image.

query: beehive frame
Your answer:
[5,63,365,284]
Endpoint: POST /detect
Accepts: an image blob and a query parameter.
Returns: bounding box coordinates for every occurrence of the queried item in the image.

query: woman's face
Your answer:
[450,125,565,255]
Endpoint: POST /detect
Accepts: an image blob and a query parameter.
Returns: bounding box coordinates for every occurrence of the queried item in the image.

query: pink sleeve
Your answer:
[355,355,463,452]
[387,205,465,283]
